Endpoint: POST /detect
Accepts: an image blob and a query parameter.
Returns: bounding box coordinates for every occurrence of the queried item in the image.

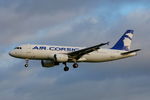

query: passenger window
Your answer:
[14,47,18,49]
[14,47,22,49]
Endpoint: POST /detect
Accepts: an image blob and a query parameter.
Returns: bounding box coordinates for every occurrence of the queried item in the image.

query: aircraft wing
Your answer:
[67,42,109,60]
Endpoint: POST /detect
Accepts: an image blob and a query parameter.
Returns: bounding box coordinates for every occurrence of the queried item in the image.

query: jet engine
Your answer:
[54,54,69,62]
[41,60,59,68]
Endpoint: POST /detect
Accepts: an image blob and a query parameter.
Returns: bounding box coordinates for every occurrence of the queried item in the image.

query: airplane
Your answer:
[9,30,141,71]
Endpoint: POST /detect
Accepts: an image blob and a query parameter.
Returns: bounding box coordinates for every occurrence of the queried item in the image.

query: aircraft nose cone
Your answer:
[9,51,15,57]
[9,51,12,56]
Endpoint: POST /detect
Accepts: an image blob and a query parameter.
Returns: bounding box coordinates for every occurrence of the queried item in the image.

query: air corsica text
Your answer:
[32,46,79,52]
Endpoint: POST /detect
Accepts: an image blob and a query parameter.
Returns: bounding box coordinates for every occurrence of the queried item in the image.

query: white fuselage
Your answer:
[9,44,136,63]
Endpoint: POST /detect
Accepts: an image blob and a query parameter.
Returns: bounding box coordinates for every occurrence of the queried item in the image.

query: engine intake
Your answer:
[41,60,59,68]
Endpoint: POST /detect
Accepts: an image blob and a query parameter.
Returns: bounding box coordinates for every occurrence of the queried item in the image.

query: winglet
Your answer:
[106,42,110,45]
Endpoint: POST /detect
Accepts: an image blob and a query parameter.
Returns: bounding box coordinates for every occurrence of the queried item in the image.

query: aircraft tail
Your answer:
[111,30,134,51]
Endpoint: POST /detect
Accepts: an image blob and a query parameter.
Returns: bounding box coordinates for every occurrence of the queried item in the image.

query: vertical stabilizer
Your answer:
[111,30,134,51]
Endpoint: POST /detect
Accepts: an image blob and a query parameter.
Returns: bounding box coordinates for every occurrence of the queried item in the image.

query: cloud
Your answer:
[1,0,150,45]
[0,0,150,100]
[0,7,77,44]
[0,66,150,100]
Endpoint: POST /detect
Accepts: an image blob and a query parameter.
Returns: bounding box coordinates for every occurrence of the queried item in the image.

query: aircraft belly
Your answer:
[83,52,123,62]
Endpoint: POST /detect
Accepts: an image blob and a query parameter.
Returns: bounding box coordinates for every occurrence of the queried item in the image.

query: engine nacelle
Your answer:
[41,60,59,68]
[54,54,69,62]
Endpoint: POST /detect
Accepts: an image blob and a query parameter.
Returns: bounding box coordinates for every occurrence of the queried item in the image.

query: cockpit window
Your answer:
[14,47,22,49]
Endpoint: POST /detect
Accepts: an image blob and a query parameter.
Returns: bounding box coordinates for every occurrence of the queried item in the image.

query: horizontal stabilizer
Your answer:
[121,49,141,55]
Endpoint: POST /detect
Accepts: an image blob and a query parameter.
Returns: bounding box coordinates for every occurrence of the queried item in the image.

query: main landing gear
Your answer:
[63,62,69,71]
[23,60,79,71]
[24,59,29,67]
[63,62,79,71]
[73,63,79,68]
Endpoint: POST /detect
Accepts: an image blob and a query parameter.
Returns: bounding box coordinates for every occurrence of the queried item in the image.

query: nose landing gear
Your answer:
[24,64,28,67]
[24,59,29,67]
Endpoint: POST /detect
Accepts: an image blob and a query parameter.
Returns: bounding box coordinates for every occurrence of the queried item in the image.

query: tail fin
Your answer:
[111,30,134,51]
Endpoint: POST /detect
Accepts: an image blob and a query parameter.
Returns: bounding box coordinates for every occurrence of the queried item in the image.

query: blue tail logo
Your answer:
[111,30,134,51]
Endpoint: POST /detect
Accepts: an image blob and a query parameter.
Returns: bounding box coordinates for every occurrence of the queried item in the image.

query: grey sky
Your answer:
[0,0,150,100]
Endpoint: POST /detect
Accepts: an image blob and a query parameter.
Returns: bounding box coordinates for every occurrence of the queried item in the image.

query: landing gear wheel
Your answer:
[64,67,69,71]
[24,64,28,67]
[24,59,29,68]
[73,63,78,68]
